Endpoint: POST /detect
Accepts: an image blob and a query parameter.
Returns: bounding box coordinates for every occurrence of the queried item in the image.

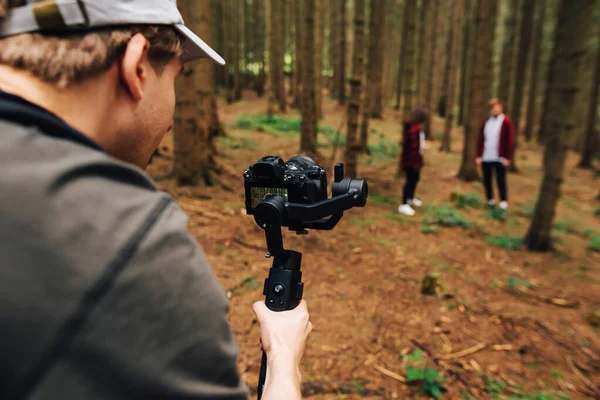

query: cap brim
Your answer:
[174,24,226,65]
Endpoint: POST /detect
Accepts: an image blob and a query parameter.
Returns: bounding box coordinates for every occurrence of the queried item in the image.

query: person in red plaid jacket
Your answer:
[399,108,429,217]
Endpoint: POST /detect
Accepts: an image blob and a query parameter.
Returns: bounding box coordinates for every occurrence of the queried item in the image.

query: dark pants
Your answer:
[403,167,421,204]
[482,162,507,202]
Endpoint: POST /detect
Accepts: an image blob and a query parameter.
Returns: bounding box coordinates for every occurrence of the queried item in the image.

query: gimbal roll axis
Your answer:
[249,163,368,399]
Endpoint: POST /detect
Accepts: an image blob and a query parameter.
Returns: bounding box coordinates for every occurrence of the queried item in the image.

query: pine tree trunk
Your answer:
[232,0,242,102]
[300,0,317,155]
[508,0,534,173]
[424,0,439,139]
[174,0,218,186]
[294,0,303,105]
[360,0,382,152]
[415,0,427,106]
[344,0,366,178]
[266,0,276,116]
[457,0,473,126]
[420,0,434,124]
[523,0,546,142]
[255,0,266,97]
[223,0,233,103]
[440,0,462,153]
[394,1,410,111]
[498,0,519,108]
[578,40,600,169]
[457,0,498,181]
[276,0,287,111]
[401,0,417,120]
[330,0,339,97]
[337,0,347,105]
[525,0,595,252]
[370,0,386,118]
[289,0,297,102]
[315,0,323,119]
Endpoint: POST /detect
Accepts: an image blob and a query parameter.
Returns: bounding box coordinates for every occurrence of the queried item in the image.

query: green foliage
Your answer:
[452,192,483,209]
[553,221,576,234]
[485,378,506,395]
[421,225,439,234]
[370,194,397,204]
[594,208,600,218]
[403,350,445,399]
[423,206,471,229]
[367,141,401,161]
[507,276,532,290]
[486,235,523,251]
[516,202,535,218]
[234,115,337,144]
[219,135,259,150]
[502,392,570,400]
[485,207,507,222]
[384,213,420,225]
[348,218,378,227]
[350,380,365,396]
[242,277,259,290]
[589,235,600,252]
[583,228,596,238]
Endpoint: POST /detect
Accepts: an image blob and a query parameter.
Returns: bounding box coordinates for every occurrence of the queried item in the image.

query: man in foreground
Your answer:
[0,1,311,399]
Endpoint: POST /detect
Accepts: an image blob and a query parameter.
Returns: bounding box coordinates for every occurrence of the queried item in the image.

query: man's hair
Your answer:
[0,0,182,88]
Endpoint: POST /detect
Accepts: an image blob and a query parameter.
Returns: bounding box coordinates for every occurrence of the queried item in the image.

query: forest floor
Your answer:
[148,92,600,400]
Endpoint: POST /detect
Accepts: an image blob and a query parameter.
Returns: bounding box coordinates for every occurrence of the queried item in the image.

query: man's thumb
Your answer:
[253,301,269,321]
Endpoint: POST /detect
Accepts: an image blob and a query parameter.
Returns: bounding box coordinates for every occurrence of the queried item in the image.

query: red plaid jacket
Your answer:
[401,124,423,170]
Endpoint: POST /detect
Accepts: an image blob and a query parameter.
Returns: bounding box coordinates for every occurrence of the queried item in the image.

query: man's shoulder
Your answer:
[0,118,178,267]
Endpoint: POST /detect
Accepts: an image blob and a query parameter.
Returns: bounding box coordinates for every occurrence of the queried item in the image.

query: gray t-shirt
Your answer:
[0,92,248,400]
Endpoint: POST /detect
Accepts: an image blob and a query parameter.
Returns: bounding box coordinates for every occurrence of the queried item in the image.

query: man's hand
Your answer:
[502,159,511,167]
[253,300,312,400]
[476,157,482,165]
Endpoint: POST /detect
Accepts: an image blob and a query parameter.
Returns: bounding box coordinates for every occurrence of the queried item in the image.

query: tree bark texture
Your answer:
[294,0,303,105]
[401,0,417,121]
[174,0,218,186]
[370,0,386,118]
[300,0,318,155]
[424,0,439,138]
[394,0,409,111]
[498,0,519,110]
[578,38,600,169]
[315,0,323,118]
[523,0,546,142]
[232,0,242,101]
[337,0,347,105]
[457,0,498,181]
[508,0,534,173]
[344,0,366,178]
[415,0,427,107]
[457,0,473,126]
[440,0,462,153]
[525,0,595,251]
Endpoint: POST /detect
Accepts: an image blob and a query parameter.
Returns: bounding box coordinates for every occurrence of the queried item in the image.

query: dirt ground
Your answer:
[148,92,600,399]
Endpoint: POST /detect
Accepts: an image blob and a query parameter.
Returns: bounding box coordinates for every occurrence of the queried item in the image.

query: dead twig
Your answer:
[373,364,406,383]
[566,355,600,397]
[439,343,486,360]
[491,344,513,351]
[232,237,265,252]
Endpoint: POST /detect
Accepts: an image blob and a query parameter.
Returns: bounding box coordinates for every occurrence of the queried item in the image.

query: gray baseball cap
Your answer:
[0,0,225,65]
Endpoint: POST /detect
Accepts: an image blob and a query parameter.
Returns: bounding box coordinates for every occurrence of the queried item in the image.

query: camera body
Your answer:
[244,156,328,215]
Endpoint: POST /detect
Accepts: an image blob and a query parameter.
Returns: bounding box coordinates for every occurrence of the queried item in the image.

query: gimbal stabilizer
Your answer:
[250,163,368,399]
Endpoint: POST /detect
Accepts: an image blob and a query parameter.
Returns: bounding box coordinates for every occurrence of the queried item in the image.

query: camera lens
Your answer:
[272,284,285,296]
[285,156,319,172]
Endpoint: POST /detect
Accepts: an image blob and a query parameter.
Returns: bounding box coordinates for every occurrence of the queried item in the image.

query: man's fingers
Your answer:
[253,301,269,321]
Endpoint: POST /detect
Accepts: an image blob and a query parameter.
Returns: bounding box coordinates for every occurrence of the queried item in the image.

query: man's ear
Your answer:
[120,33,150,101]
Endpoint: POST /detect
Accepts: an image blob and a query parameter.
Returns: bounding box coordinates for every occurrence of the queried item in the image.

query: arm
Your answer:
[254,301,312,400]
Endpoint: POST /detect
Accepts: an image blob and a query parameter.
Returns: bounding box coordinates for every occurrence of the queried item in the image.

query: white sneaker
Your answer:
[499,201,509,210]
[398,204,416,216]
[409,198,423,208]
[487,200,496,208]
